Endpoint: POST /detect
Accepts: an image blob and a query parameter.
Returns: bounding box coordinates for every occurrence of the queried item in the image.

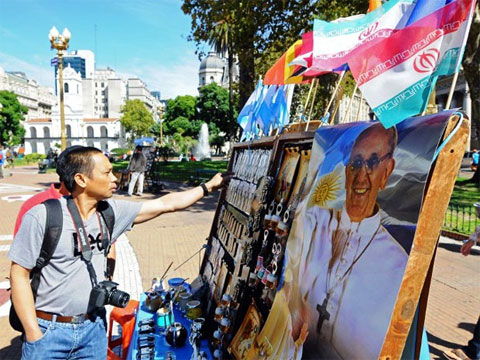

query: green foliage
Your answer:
[24,153,46,162]
[210,133,225,154]
[156,145,177,162]
[120,99,154,142]
[182,0,367,108]
[152,160,228,183]
[0,90,27,146]
[111,148,130,156]
[164,95,197,124]
[197,83,238,140]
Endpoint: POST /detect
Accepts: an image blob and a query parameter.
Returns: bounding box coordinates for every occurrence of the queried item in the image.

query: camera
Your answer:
[87,280,130,314]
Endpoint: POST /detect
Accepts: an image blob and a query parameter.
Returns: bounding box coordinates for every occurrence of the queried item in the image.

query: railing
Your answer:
[443,202,480,235]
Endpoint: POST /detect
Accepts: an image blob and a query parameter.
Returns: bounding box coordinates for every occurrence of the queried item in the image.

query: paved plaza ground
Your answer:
[0,166,478,359]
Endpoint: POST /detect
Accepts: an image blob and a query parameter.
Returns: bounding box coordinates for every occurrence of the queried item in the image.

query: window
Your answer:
[96,83,98,87]
[96,90,98,95]
[101,82,104,87]
[87,126,94,138]
[100,126,108,137]
[43,127,50,138]
[64,83,69,93]
[66,125,71,138]
[210,76,214,82]
[30,127,37,139]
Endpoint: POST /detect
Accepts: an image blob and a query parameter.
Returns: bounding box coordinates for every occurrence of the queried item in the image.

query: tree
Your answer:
[197,82,238,140]
[164,95,197,123]
[459,3,480,185]
[209,19,235,130]
[182,0,367,109]
[0,90,27,146]
[120,99,154,142]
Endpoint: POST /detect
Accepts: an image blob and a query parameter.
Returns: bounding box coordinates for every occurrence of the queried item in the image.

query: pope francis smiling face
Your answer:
[345,123,397,222]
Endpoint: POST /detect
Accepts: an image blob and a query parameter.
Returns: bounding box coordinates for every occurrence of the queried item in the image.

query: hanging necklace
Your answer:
[316,214,381,336]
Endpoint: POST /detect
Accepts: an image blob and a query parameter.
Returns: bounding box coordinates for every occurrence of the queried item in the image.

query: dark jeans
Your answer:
[464,315,480,360]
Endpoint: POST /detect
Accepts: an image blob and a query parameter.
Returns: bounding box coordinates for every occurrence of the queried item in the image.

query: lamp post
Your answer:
[49,26,71,151]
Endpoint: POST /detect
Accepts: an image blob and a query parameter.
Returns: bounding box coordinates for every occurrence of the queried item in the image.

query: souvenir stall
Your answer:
[122,0,475,357]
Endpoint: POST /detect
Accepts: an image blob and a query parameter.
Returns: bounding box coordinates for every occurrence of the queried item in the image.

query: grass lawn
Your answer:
[443,176,480,235]
[112,160,229,183]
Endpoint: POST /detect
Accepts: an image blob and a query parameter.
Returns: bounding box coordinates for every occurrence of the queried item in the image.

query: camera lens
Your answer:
[110,289,130,308]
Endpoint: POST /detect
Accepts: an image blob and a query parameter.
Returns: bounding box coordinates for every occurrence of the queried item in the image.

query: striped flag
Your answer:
[292,0,420,73]
[264,40,307,85]
[349,0,475,128]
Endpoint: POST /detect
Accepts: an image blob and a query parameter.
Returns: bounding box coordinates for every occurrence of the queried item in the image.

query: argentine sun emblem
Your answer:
[307,169,341,208]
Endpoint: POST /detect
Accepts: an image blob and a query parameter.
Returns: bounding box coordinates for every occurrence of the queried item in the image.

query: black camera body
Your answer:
[87,280,130,314]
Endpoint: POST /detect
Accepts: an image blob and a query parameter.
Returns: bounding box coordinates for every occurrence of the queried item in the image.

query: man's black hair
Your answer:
[60,146,103,192]
[56,145,84,182]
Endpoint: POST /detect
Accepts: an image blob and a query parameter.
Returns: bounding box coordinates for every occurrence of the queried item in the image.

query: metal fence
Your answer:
[443,202,480,235]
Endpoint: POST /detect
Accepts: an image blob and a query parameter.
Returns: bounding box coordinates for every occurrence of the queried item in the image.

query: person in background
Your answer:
[444,227,480,360]
[127,146,147,197]
[0,145,5,179]
[471,148,479,172]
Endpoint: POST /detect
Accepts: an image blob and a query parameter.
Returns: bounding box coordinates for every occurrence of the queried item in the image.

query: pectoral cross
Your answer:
[316,296,330,334]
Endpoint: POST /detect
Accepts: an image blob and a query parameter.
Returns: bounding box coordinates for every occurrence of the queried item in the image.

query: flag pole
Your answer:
[445,0,475,110]
[329,75,347,125]
[302,79,315,122]
[324,70,346,118]
[354,92,364,122]
[305,79,320,131]
[341,82,358,123]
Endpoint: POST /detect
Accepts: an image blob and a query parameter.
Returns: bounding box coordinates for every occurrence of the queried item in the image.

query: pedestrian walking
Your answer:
[126,146,146,197]
[444,226,480,360]
[0,145,5,179]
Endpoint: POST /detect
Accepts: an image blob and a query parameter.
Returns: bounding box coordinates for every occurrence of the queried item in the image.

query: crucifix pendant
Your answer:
[316,295,330,334]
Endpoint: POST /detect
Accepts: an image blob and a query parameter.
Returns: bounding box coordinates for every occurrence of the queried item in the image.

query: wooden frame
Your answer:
[380,113,470,359]
[228,302,263,359]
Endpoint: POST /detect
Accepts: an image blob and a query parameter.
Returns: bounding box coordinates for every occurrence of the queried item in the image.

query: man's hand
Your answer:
[461,239,475,256]
[205,172,233,193]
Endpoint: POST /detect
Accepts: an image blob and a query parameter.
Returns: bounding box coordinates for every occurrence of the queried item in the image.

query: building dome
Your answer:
[199,51,225,72]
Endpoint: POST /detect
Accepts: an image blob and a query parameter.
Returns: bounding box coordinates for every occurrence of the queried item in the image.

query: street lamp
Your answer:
[49,26,71,151]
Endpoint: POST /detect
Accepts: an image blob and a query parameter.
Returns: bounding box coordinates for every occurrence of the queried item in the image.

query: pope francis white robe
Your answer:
[294,206,408,359]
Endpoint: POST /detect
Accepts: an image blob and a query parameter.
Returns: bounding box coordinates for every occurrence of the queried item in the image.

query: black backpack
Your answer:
[9,198,115,332]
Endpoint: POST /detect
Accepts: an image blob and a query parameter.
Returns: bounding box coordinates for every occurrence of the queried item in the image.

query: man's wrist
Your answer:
[200,183,209,196]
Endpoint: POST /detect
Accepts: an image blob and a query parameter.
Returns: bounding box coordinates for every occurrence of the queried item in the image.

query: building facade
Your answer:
[24,66,125,154]
[198,51,239,88]
[0,66,56,121]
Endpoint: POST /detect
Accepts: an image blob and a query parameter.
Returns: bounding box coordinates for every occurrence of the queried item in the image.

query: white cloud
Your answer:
[117,55,199,100]
[0,52,53,88]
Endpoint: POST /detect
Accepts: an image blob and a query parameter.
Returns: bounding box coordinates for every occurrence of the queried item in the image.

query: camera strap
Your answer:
[66,197,109,287]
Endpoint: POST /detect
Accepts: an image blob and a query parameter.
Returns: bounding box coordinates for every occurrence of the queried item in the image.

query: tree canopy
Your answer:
[119,99,154,142]
[0,90,27,146]
[197,82,238,140]
[182,0,367,108]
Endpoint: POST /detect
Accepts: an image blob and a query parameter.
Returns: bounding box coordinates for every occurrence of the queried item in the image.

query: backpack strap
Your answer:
[97,200,115,256]
[30,199,63,298]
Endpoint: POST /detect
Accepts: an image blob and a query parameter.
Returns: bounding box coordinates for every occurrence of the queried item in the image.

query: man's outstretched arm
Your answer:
[134,172,231,224]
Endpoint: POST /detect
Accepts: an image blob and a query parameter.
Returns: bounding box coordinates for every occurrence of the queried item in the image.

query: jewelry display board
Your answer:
[199,132,315,359]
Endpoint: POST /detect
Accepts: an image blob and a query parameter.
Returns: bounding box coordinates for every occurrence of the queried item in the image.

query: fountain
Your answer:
[193,123,212,160]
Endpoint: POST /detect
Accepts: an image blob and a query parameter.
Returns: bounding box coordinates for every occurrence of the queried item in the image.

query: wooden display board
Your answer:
[199,112,469,359]
[380,113,470,360]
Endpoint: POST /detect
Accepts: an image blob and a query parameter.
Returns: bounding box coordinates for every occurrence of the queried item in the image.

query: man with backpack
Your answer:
[8,145,230,359]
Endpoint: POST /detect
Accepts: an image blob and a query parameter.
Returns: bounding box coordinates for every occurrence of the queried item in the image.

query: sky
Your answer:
[0,0,209,99]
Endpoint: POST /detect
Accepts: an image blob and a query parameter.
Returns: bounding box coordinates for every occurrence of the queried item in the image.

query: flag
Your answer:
[369,0,383,12]
[238,79,263,132]
[264,40,306,84]
[294,0,420,73]
[256,85,278,133]
[349,0,475,128]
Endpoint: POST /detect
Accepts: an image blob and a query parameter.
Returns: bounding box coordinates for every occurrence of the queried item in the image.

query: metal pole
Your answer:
[324,70,346,118]
[341,82,358,124]
[445,72,460,110]
[58,52,67,151]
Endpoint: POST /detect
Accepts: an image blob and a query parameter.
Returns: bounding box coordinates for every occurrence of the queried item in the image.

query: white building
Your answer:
[198,51,239,88]
[24,66,125,154]
[0,66,56,120]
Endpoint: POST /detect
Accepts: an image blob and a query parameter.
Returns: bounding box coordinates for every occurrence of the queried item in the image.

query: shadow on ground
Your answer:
[0,336,22,360]
[438,242,480,256]
[427,331,461,359]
